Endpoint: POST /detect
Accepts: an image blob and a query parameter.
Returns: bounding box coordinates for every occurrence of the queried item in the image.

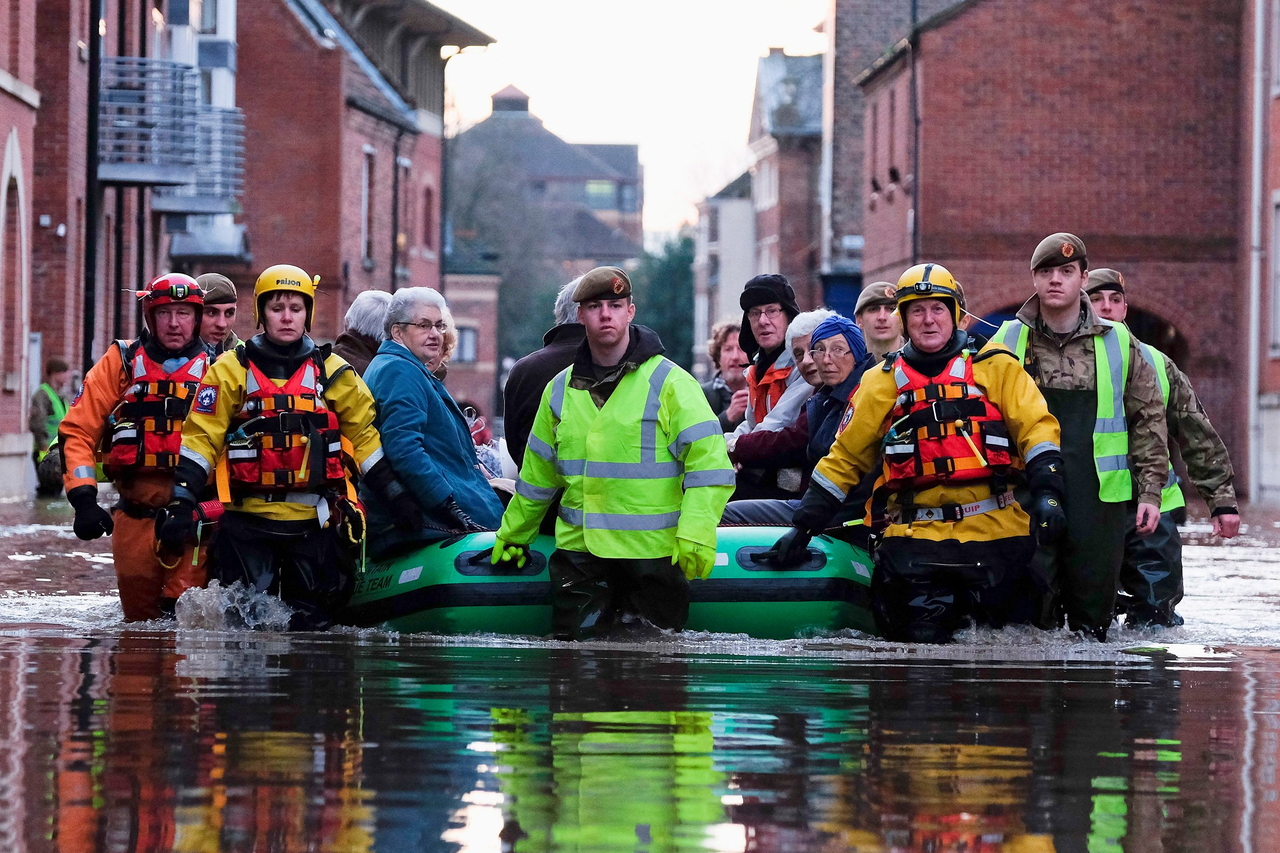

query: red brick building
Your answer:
[0,0,37,496]
[748,49,823,312]
[856,0,1247,476]
[234,0,492,344]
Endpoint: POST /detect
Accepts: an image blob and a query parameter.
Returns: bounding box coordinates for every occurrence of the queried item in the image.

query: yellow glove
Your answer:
[491,535,529,569]
[672,537,716,581]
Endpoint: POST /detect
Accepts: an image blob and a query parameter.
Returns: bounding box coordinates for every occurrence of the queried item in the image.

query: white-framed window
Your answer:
[361,149,375,263]
[455,327,478,363]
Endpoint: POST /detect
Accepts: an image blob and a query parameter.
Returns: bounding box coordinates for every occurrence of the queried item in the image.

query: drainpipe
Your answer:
[438,51,456,293]
[1247,0,1266,503]
[909,0,920,265]
[82,0,102,372]
[390,128,404,292]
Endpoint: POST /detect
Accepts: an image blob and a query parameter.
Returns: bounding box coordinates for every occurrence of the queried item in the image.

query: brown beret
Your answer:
[854,281,896,316]
[572,266,631,303]
[1030,232,1088,271]
[1085,268,1125,295]
[197,273,237,305]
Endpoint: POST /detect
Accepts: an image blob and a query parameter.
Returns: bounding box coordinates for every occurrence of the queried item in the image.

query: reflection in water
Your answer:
[0,634,1274,852]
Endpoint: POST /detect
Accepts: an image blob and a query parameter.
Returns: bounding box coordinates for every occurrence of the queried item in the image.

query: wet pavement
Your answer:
[3,494,1280,852]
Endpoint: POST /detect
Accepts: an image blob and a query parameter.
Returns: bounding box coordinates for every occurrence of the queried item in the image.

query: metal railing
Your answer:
[153,105,245,212]
[98,57,199,186]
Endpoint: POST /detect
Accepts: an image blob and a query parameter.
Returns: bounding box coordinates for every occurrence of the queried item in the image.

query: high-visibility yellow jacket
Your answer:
[179,340,385,523]
[811,340,1061,544]
[498,353,734,557]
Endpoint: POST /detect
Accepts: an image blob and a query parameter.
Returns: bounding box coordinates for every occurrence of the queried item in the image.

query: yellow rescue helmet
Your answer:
[894,262,962,326]
[253,263,319,328]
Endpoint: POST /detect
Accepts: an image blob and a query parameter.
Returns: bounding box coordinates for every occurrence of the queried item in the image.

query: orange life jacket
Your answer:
[746,356,793,423]
[880,349,1013,492]
[225,348,346,494]
[100,340,209,479]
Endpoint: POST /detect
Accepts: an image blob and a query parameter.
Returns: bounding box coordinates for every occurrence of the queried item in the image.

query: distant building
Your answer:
[692,172,754,378]
[235,0,492,342]
[856,0,1245,486]
[0,0,37,496]
[748,49,823,312]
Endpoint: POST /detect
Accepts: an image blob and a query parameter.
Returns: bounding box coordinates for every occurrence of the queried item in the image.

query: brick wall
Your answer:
[441,272,499,418]
[861,0,1248,471]
[776,138,823,311]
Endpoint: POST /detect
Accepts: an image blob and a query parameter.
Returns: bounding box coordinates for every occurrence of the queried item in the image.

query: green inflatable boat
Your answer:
[339,527,877,639]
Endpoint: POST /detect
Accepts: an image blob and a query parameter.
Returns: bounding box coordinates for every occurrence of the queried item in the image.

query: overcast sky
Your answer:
[435,0,828,238]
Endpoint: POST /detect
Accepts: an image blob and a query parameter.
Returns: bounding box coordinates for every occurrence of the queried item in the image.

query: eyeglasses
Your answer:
[747,306,785,321]
[398,320,448,333]
[809,346,853,361]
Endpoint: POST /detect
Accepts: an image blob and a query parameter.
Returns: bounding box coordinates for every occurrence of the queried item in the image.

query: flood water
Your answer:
[4,495,1280,852]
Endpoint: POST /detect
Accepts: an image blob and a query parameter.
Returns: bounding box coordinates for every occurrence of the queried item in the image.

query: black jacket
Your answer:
[503,323,586,469]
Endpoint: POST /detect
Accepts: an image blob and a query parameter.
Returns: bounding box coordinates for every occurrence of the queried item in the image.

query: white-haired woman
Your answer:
[333,289,391,376]
[361,287,504,556]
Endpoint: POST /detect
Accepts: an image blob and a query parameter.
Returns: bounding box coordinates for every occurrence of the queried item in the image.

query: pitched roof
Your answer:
[457,103,632,181]
[712,171,752,200]
[750,51,823,142]
[576,144,641,181]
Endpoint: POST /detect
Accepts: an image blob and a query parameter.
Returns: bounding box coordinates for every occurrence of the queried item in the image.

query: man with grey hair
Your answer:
[502,277,587,469]
[333,289,391,376]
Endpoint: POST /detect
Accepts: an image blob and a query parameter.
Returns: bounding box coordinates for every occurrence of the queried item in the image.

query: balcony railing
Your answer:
[98,57,199,186]
[153,106,245,214]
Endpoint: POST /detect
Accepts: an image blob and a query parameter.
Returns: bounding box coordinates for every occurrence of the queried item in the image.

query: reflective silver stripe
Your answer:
[245,370,260,395]
[72,465,96,480]
[948,356,967,379]
[667,419,720,459]
[682,468,737,488]
[179,446,212,474]
[1096,416,1127,433]
[640,359,675,461]
[133,353,146,377]
[1097,455,1130,473]
[300,363,317,392]
[556,458,586,477]
[113,428,137,440]
[1165,467,1179,488]
[1137,342,1158,370]
[894,365,909,389]
[515,478,559,502]
[328,442,342,453]
[281,492,323,507]
[993,320,1023,348]
[884,444,915,456]
[585,460,682,479]
[549,372,567,421]
[1024,441,1059,461]
[227,449,257,460]
[985,434,1009,448]
[1099,326,1126,425]
[812,470,848,500]
[359,446,384,475]
[556,504,680,531]
[527,434,556,462]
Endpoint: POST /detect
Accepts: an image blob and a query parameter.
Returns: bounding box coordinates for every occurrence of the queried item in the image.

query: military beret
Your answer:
[572,266,631,303]
[854,281,896,316]
[1084,268,1125,295]
[1030,232,1088,271]
[197,273,237,305]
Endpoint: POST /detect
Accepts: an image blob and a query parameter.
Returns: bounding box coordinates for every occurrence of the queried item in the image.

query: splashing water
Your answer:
[175,580,293,631]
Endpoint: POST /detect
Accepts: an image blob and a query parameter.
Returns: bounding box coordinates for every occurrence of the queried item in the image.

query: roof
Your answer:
[284,0,415,123]
[750,51,823,142]
[445,231,502,275]
[855,0,983,88]
[712,171,752,200]
[546,208,641,261]
[170,223,253,265]
[457,97,635,181]
[357,0,494,48]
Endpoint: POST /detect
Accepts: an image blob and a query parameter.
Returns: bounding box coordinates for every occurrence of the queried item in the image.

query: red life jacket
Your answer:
[225,348,346,494]
[746,356,793,423]
[880,349,1013,492]
[101,340,210,478]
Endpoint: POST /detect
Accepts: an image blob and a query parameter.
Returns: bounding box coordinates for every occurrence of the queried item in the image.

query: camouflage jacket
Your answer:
[1158,350,1237,512]
[1012,295,1169,505]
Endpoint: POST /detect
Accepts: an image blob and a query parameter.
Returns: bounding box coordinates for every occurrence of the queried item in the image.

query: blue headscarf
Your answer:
[810,314,867,363]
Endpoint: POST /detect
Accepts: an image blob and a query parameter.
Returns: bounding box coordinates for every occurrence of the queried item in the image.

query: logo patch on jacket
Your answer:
[194,385,218,414]
[837,403,855,436]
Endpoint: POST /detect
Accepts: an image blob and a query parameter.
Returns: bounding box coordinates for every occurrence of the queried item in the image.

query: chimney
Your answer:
[491,85,530,113]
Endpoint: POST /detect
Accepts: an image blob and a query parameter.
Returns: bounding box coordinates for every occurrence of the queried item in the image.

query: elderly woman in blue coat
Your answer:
[361,287,504,556]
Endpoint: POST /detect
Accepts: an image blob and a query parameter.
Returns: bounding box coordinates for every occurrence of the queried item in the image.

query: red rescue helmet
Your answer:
[137,272,204,332]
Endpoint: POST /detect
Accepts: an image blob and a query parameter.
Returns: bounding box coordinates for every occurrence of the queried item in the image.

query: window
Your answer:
[423,185,435,250]
[870,102,879,185]
[455,327,478,363]
[585,180,615,211]
[200,0,218,34]
[200,69,212,105]
[619,183,638,213]
[1271,199,1280,355]
[707,207,720,244]
[708,254,720,285]
[361,151,375,263]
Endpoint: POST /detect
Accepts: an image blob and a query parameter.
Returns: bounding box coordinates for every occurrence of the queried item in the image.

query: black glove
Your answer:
[363,457,425,533]
[763,527,812,568]
[791,481,843,536]
[67,486,113,541]
[155,486,198,553]
[1030,493,1066,546]
[439,496,483,532]
[1024,450,1066,501]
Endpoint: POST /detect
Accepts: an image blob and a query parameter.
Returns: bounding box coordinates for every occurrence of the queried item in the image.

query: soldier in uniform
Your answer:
[853,281,904,364]
[1085,268,1240,626]
[992,234,1169,640]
